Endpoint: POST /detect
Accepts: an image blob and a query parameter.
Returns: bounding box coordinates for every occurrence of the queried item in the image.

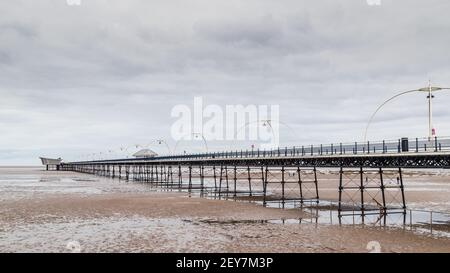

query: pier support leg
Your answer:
[281,166,285,208]
[233,166,237,197]
[313,166,319,203]
[188,165,192,192]
[263,166,268,207]
[247,166,252,197]
[338,167,343,214]
[339,167,407,217]
[178,165,182,189]
[219,165,224,197]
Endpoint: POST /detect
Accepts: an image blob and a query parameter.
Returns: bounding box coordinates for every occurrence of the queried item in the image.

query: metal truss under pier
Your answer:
[63,163,321,207]
[60,137,450,216]
[61,156,431,216]
[66,151,450,169]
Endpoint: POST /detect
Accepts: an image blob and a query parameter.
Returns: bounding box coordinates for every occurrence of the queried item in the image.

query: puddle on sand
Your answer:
[3,167,448,240]
[195,202,450,238]
[99,178,450,239]
[197,218,305,225]
[0,216,230,253]
[185,190,450,238]
[260,200,450,238]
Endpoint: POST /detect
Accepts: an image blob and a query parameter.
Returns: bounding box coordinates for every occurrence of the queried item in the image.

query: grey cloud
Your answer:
[0,23,36,38]
[1,0,450,165]
[0,50,13,64]
[194,15,283,47]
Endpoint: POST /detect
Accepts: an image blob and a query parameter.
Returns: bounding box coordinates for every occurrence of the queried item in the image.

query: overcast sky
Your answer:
[1,0,450,165]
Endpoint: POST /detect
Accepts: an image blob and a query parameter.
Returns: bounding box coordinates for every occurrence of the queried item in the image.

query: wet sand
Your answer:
[314,169,450,212]
[0,167,449,253]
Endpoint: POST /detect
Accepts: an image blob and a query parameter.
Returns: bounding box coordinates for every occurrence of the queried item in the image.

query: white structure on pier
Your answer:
[39,157,63,170]
[132,149,158,158]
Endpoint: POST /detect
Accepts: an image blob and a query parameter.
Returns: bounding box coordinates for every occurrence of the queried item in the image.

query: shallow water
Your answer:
[0,167,158,201]
[0,215,233,253]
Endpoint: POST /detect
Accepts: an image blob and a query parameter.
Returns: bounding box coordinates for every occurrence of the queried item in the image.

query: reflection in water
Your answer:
[109,175,450,238]
[267,201,450,238]
[4,167,448,239]
[198,191,450,238]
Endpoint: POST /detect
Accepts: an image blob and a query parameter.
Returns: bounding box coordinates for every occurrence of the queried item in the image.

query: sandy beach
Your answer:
[0,167,449,253]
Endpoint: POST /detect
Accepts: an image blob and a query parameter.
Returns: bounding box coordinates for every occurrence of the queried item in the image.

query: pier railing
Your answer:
[71,136,450,164]
[157,136,450,161]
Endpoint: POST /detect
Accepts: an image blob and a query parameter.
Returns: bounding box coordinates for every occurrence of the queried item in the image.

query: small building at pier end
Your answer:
[39,157,63,171]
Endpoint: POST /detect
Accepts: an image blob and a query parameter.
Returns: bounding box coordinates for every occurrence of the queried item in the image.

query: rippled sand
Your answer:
[0,167,449,253]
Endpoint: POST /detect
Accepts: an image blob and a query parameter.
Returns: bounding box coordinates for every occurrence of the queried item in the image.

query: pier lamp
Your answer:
[234,119,275,143]
[107,150,114,159]
[119,144,141,158]
[364,81,450,142]
[173,133,209,154]
[156,139,172,155]
[145,139,172,155]
[119,147,126,158]
[232,119,297,150]
[192,133,209,153]
[230,119,275,151]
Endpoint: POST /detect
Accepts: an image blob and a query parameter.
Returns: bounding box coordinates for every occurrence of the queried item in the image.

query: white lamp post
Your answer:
[145,139,172,155]
[173,133,209,154]
[364,81,449,142]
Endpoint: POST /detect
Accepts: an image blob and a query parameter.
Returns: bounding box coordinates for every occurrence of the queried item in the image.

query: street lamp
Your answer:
[118,144,141,158]
[173,133,209,154]
[364,81,450,142]
[233,119,276,145]
[192,133,209,152]
[233,119,297,150]
[145,139,172,155]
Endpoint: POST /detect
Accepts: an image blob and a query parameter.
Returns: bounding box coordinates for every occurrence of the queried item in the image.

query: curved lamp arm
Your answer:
[363,89,420,142]
[233,120,276,149]
[158,139,172,155]
[196,134,209,153]
[118,144,140,158]
[144,139,172,155]
[233,119,299,150]
[364,87,450,142]
[173,133,208,154]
